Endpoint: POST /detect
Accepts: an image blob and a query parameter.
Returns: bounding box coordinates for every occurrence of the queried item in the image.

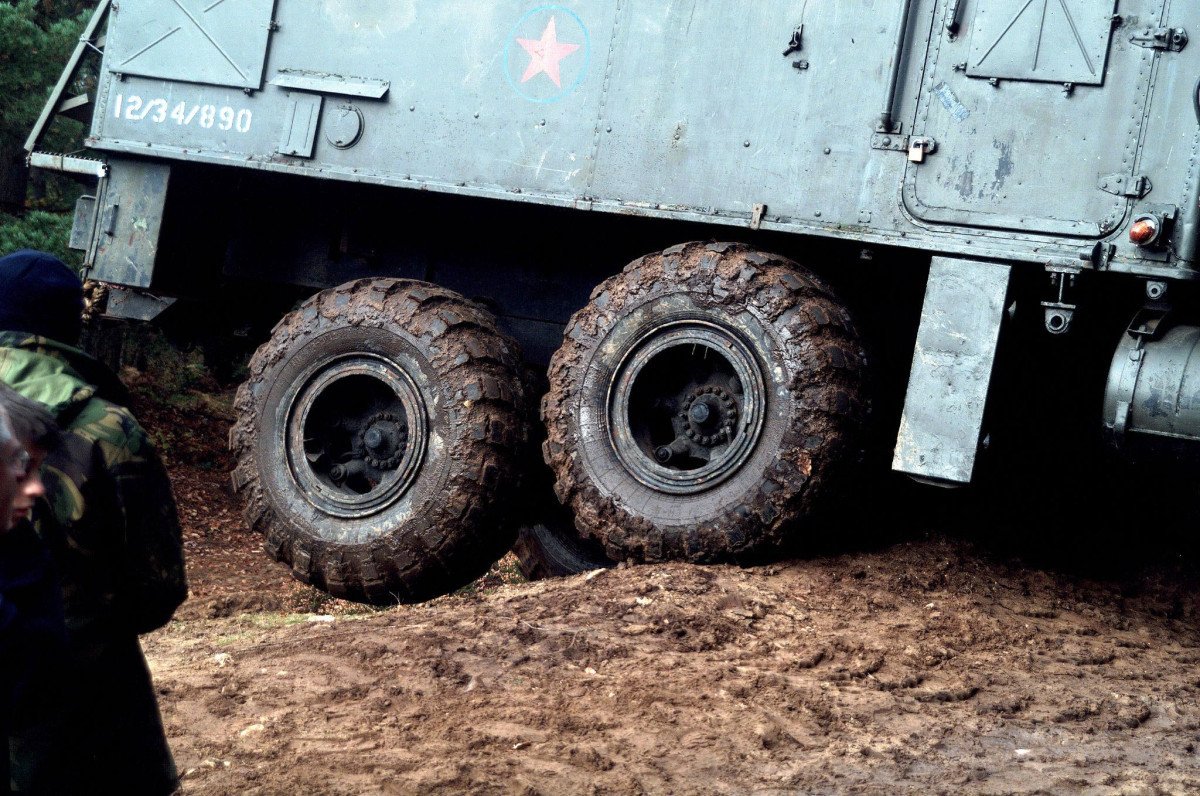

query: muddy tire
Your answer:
[541,242,867,563]
[512,501,616,581]
[230,278,527,604]
[507,364,615,580]
[513,521,615,580]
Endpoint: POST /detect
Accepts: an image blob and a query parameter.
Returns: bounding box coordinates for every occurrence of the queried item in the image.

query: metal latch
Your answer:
[1098,173,1151,198]
[1078,241,1115,270]
[783,24,808,70]
[871,132,906,152]
[100,197,119,236]
[907,136,937,162]
[782,24,803,56]
[1130,27,1188,51]
[870,133,937,162]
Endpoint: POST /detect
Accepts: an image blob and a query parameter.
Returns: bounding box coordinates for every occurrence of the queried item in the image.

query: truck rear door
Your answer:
[903,0,1162,239]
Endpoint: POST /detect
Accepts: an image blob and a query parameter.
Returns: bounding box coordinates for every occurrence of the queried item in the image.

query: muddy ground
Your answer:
[138,384,1200,796]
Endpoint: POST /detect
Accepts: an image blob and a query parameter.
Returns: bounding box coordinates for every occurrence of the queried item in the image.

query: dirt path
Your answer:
[130,383,1200,796]
[152,457,1200,795]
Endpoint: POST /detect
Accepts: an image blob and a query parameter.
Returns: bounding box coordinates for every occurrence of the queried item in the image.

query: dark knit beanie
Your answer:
[0,250,84,345]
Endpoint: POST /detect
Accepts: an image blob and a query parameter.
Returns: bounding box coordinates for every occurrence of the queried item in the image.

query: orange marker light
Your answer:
[1129,218,1159,246]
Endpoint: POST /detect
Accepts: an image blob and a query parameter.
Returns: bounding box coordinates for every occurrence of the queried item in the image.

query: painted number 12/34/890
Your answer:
[113,94,252,133]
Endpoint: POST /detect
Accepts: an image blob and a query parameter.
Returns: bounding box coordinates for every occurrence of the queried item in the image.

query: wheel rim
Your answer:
[284,353,428,519]
[608,320,766,495]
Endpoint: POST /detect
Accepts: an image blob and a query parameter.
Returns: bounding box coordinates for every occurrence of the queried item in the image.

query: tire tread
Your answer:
[542,242,867,564]
[231,279,527,604]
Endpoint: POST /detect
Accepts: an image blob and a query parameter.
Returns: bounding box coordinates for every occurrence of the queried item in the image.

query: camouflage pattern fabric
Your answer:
[0,331,185,795]
[0,332,187,634]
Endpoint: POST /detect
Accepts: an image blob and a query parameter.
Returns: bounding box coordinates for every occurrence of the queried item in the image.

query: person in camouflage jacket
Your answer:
[0,384,72,796]
[0,250,187,796]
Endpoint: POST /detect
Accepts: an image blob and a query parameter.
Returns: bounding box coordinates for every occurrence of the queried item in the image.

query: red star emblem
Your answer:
[516,16,580,88]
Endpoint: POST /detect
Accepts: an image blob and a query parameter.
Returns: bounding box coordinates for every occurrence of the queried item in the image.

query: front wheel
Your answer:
[541,242,868,563]
[230,278,527,604]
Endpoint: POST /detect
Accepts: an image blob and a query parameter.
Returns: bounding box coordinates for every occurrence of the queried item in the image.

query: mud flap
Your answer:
[892,257,1011,485]
[90,157,171,288]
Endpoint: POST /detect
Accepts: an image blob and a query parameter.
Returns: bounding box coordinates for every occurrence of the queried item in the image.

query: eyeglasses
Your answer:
[6,446,31,479]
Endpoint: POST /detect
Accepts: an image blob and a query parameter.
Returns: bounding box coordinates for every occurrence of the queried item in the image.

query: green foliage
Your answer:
[1,1,93,213]
[0,209,80,269]
[0,0,90,146]
[29,1,93,25]
[121,324,219,397]
[78,321,231,466]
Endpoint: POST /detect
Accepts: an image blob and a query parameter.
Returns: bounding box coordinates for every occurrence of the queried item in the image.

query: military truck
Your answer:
[24,0,1200,602]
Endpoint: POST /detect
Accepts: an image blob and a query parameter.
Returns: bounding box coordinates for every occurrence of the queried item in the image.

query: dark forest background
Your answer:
[0,0,95,269]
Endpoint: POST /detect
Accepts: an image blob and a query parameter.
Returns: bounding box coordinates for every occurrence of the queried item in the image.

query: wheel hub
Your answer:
[609,320,766,495]
[359,412,408,470]
[682,386,739,447]
[284,354,428,519]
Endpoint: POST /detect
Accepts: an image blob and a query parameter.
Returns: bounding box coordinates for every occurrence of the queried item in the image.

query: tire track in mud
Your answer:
[144,537,1200,796]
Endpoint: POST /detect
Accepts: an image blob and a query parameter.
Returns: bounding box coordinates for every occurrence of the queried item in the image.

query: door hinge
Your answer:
[1098,173,1151,198]
[1130,26,1187,51]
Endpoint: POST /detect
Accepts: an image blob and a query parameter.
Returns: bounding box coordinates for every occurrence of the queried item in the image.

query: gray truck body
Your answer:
[51,0,1197,282]
[24,0,1200,550]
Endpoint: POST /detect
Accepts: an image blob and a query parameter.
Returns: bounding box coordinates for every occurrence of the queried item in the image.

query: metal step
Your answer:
[27,152,107,178]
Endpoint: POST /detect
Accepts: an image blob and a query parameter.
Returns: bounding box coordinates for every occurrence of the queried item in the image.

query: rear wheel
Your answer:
[509,364,615,580]
[230,278,527,604]
[542,242,867,563]
[512,520,615,580]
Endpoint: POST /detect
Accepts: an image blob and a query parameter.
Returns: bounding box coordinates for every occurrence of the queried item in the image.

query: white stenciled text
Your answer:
[113,94,252,134]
